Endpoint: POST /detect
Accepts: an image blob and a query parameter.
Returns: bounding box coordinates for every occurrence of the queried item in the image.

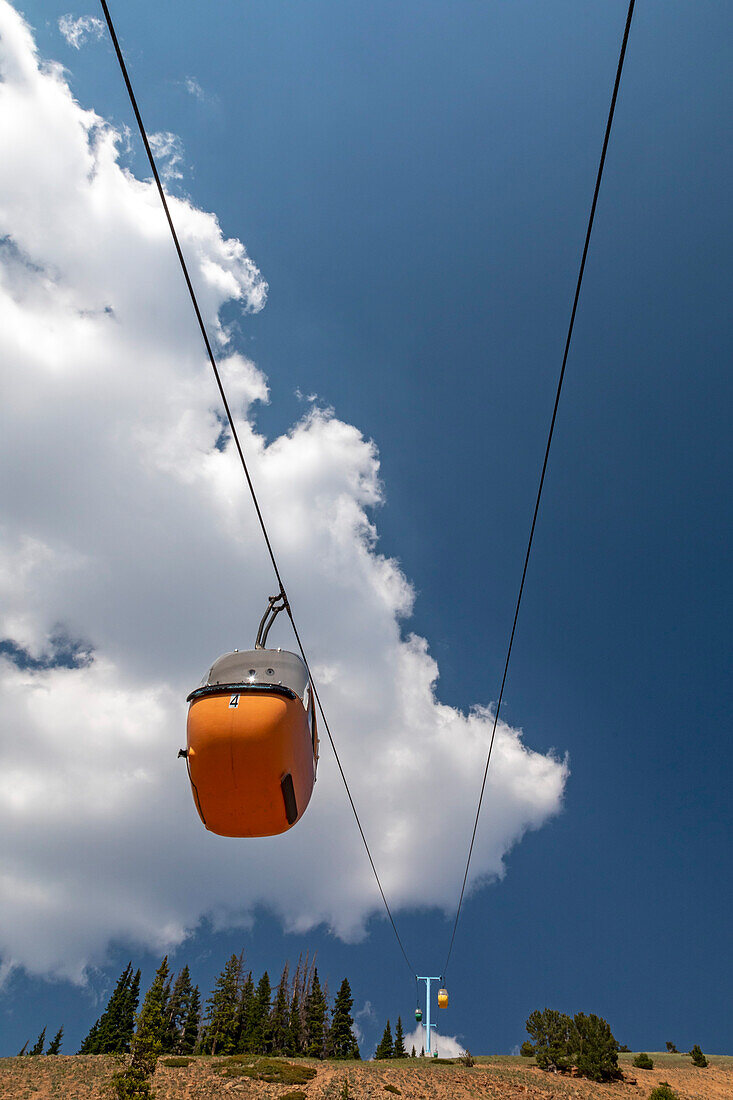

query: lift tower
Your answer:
[416,976,441,1055]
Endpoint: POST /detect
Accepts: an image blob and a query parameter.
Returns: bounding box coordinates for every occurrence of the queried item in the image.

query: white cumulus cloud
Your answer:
[0,0,568,985]
[401,1026,465,1059]
[58,13,105,49]
[149,130,185,182]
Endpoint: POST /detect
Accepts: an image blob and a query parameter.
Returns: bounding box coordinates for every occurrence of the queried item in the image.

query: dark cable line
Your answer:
[98,0,415,980]
[441,0,637,979]
[291,621,416,977]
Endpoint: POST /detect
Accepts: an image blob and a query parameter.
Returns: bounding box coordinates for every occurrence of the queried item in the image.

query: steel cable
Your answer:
[98,0,636,986]
[98,0,416,980]
[441,0,637,979]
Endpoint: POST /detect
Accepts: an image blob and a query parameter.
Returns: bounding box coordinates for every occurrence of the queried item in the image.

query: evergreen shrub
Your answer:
[525,1009,574,1072]
[110,1066,154,1100]
[634,1053,654,1069]
[690,1044,708,1067]
[525,1008,621,1081]
[219,1056,316,1085]
[649,1083,679,1100]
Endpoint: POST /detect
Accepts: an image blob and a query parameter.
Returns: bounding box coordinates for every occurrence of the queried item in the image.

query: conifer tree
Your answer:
[301,953,316,1002]
[234,972,254,1054]
[203,953,243,1055]
[29,1027,47,1055]
[162,966,193,1053]
[118,970,141,1053]
[130,957,170,1076]
[690,1044,708,1068]
[393,1016,406,1058]
[78,1021,99,1055]
[374,1021,393,1060]
[17,1041,29,1056]
[180,985,201,1055]
[109,961,168,1100]
[411,1045,416,1057]
[270,964,291,1055]
[322,977,332,1056]
[241,974,260,1053]
[78,963,138,1054]
[330,978,359,1059]
[246,971,273,1054]
[110,1065,153,1100]
[304,968,327,1058]
[570,1012,621,1081]
[288,987,303,1055]
[97,964,133,1053]
[46,1028,64,1055]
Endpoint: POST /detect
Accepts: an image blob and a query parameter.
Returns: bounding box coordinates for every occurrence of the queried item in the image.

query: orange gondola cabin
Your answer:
[181,598,318,837]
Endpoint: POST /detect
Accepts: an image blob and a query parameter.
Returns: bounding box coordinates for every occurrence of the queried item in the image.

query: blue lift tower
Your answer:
[416,976,441,1055]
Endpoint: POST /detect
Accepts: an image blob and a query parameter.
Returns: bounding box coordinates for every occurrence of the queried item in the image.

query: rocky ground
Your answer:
[1,1053,731,1100]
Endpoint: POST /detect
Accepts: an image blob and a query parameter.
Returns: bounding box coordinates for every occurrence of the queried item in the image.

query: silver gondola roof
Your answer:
[204,648,309,701]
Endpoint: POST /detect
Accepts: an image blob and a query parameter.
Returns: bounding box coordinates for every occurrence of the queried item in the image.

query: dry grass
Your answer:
[2,1053,732,1100]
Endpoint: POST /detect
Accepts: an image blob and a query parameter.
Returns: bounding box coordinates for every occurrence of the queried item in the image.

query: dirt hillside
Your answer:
[2,1053,732,1100]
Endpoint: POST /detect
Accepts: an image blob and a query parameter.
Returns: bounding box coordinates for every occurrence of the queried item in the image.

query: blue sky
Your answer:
[1,0,731,1058]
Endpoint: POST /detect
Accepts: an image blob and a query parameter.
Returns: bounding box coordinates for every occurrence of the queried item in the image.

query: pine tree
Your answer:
[202,953,243,1055]
[46,1028,63,1055]
[570,1012,621,1081]
[78,963,138,1054]
[321,977,332,1057]
[17,1041,29,1056]
[78,1021,99,1055]
[374,1021,393,1060]
[330,978,359,1059]
[29,1028,47,1056]
[411,1045,416,1057]
[270,964,291,1055]
[110,1065,153,1100]
[162,966,193,1053]
[245,971,272,1054]
[97,964,133,1053]
[111,960,168,1093]
[180,985,201,1054]
[526,1009,574,1073]
[130,957,170,1076]
[288,987,303,1055]
[117,969,141,1053]
[393,1017,406,1059]
[304,968,327,1058]
[234,972,254,1054]
[290,952,315,1052]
